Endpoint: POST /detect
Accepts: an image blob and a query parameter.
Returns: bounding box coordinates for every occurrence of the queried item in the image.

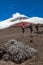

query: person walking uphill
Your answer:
[29,23,33,37]
[21,23,25,33]
[29,24,33,33]
[35,23,39,33]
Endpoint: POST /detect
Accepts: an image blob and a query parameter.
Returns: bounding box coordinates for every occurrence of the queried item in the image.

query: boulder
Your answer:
[3,39,37,63]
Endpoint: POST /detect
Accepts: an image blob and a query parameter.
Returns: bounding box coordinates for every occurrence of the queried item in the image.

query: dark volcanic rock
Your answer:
[3,39,37,63]
[0,46,6,60]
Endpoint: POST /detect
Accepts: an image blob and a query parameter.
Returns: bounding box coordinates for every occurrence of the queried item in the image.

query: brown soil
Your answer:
[0,25,43,65]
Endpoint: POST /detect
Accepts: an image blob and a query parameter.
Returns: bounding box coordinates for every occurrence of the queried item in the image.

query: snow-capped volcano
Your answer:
[11,13,29,22]
[12,13,29,19]
[0,12,43,29]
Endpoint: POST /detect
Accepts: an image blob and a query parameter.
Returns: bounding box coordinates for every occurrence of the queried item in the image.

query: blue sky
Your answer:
[0,0,43,21]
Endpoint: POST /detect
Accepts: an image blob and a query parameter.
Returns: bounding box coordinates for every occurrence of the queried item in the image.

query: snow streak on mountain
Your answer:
[0,13,43,29]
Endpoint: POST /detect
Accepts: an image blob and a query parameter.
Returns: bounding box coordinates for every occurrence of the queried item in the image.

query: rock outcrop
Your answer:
[0,39,37,63]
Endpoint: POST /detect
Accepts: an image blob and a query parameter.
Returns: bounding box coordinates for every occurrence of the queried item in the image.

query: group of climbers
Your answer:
[21,23,39,33]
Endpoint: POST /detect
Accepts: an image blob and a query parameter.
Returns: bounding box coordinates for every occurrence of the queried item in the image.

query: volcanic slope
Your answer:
[0,25,43,65]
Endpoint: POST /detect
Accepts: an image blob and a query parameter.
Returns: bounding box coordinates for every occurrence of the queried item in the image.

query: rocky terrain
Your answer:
[0,25,43,65]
